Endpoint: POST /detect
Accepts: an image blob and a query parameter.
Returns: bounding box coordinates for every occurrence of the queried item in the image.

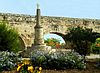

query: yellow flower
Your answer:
[17,63,24,72]
[17,66,21,71]
[23,59,30,65]
[22,64,24,66]
[28,66,34,73]
[38,71,41,73]
[39,67,42,71]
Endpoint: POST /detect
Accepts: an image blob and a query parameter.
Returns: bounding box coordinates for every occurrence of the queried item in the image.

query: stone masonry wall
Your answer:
[0,13,100,47]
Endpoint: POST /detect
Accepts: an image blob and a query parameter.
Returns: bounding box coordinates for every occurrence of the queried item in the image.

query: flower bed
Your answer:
[1,62,100,73]
[16,58,42,73]
[0,51,99,73]
[30,50,86,69]
[0,51,18,71]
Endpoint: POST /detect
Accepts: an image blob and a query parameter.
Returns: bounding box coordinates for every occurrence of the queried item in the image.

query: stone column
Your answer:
[31,4,51,50]
[34,4,44,45]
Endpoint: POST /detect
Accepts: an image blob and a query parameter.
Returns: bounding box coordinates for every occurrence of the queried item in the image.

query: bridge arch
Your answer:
[18,36,26,50]
[44,32,66,49]
[49,32,66,42]
[44,32,66,44]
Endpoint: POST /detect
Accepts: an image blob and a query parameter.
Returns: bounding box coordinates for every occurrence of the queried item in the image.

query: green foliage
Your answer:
[91,38,100,54]
[30,50,86,69]
[0,51,18,71]
[65,26,95,55]
[0,21,21,53]
[44,38,61,49]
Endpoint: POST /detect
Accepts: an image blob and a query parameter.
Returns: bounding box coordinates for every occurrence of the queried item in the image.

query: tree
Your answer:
[65,26,96,55]
[0,21,21,53]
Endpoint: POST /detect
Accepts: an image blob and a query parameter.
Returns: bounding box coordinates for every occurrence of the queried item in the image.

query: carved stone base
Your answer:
[20,45,51,57]
[31,44,51,51]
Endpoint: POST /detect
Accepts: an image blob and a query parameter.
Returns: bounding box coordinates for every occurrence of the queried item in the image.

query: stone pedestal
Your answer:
[32,44,51,51]
[34,26,44,45]
[31,5,51,50]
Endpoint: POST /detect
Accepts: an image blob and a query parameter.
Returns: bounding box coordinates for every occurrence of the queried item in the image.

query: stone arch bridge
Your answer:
[0,13,100,47]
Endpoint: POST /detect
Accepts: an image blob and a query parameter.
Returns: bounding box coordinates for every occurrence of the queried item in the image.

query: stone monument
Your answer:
[34,3,44,45]
[32,4,51,50]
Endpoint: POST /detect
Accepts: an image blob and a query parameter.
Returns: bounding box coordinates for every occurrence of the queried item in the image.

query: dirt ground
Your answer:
[42,62,100,73]
[42,69,100,73]
[1,62,100,73]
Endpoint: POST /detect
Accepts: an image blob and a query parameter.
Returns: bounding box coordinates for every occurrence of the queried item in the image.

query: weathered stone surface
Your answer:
[0,13,100,47]
[34,8,44,46]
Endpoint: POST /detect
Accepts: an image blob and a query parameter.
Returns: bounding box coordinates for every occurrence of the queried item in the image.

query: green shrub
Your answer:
[65,26,96,55]
[0,21,21,53]
[30,50,86,69]
[91,38,100,54]
[0,51,18,71]
[92,45,100,54]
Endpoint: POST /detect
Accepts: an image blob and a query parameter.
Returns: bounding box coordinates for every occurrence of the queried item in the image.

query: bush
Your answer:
[65,26,95,55]
[91,38,100,54]
[30,50,86,69]
[44,38,61,49]
[0,21,21,53]
[0,51,18,71]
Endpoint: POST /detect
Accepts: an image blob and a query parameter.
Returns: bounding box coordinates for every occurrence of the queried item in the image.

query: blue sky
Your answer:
[0,0,100,19]
[0,0,99,43]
